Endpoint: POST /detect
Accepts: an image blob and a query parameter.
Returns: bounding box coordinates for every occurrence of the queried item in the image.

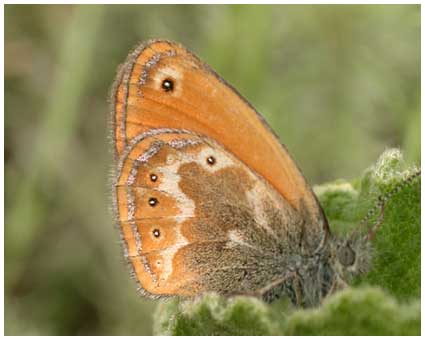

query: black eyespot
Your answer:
[207,156,216,165]
[148,197,158,207]
[153,229,161,238]
[162,78,174,92]
[150,174,158,182]
[337,243,356,267]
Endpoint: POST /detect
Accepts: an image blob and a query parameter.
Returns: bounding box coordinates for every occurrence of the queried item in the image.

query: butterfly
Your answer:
[110,40,399,307]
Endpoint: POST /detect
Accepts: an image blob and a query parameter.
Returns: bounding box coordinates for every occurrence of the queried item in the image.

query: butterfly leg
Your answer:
[326,275,348,297]
[223,272,302,304]
[254,271,303,306]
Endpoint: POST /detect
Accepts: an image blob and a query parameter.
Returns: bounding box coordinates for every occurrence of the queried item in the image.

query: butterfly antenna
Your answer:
[355,169,421,240]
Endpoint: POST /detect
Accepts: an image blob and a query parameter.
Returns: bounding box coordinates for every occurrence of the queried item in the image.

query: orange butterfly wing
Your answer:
[111,40,329,298]
[112,40,325,220]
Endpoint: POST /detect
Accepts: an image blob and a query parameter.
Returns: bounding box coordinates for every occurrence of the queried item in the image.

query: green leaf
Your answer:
[284,287,420,335]
[153,294,280,335]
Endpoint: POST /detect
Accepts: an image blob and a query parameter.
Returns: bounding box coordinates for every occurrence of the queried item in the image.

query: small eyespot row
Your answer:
[162,78,174,92]
[153,228,161,238]
[207,156,216,165]
[148,197,158,207]
[150,173,158,182]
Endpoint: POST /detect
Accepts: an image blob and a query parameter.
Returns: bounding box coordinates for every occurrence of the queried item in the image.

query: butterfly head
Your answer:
[329,233,372,284]
[329,169,421,285]
[297,230,372,307]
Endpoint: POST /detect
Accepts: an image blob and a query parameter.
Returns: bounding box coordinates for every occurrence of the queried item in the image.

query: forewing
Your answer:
[111,40,327,230]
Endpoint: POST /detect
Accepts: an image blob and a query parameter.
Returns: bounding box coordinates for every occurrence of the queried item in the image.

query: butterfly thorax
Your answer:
[258,224,373,307]
[282,233,372,307]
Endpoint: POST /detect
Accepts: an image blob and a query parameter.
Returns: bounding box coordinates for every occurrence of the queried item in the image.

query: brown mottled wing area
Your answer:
[111,40,327,232]
[113,131,326,297]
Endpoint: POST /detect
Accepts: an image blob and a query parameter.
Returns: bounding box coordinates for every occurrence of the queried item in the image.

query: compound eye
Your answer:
[337,244,356,267]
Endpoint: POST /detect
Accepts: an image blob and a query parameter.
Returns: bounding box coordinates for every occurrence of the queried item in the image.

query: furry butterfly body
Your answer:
[111,40,369,307]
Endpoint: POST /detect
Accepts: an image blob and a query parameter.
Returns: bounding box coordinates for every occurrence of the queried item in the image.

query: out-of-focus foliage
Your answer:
[5,4,420,335]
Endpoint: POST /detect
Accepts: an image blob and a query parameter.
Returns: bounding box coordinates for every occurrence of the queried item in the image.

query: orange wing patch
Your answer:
[115,132,199,295]
[111,40,326,225]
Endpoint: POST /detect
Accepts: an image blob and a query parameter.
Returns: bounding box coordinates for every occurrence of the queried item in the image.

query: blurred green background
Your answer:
[5,4,420,335]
